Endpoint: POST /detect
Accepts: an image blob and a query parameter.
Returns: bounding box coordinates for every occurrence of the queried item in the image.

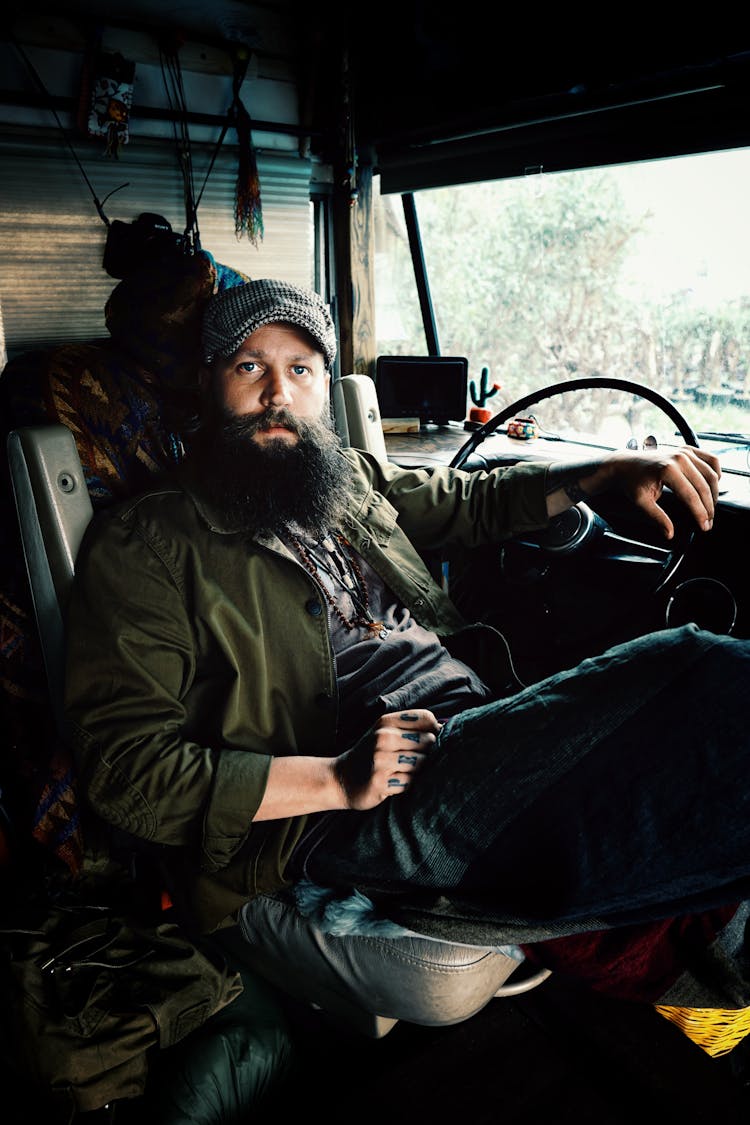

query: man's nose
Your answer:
[260,370,293,407]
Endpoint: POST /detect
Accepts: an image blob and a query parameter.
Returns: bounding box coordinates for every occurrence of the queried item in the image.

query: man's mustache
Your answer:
[221,408,303,439]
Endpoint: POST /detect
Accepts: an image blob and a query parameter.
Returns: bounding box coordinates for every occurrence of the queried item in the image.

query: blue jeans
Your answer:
[295,624,750,944]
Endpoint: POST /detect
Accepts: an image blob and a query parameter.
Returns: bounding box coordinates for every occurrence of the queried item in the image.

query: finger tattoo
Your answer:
[401,731,421,743]
[398,753,418,765]
[400,712,419,721]
[388,778,407,787]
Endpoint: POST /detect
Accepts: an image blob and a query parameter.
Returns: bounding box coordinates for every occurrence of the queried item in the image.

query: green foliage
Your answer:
[374,165,750,438]
[418,173,646,400]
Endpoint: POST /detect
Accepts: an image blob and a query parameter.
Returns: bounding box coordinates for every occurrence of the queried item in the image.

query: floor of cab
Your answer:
[266,970,750,1125]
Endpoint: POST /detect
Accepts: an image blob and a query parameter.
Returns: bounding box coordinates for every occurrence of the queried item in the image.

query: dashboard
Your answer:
[383,422,750,685]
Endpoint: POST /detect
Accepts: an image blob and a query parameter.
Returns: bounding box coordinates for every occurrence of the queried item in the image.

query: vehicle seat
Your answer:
[0,250,231,878]
[333,372,388,461]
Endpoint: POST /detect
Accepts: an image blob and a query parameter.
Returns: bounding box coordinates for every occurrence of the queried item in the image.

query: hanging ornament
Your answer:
[80,50,135,159]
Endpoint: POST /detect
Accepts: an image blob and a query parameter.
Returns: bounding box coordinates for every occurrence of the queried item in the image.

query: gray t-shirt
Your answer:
[285,529,492,750]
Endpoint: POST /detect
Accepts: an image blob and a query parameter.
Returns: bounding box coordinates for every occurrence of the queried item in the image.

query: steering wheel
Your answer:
[447,377,700,677]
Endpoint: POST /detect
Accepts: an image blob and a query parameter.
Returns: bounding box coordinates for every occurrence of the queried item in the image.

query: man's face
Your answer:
[205,321,330,444]
[190,319,350,537]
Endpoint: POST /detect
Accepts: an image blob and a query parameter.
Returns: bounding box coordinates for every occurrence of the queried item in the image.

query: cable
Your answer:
[10,34,122,228]
[159,38,201,251]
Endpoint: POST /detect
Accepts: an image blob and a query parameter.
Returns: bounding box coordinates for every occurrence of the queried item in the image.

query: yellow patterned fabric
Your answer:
[655,1004,750,1057]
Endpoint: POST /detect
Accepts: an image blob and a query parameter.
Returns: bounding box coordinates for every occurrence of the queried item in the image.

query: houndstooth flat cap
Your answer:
[201,279,337,368]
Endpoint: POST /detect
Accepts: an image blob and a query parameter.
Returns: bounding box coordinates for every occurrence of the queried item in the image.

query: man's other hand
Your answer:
[334,709,440,810]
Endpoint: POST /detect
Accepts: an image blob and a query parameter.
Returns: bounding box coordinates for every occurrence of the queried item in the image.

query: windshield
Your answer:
[373,147,750,475]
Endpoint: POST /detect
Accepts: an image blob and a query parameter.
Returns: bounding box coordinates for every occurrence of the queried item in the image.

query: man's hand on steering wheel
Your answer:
[574,446,722,540]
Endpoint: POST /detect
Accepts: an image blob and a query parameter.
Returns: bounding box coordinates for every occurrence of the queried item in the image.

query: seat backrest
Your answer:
[334,373,388,461]
[7,425,93,735]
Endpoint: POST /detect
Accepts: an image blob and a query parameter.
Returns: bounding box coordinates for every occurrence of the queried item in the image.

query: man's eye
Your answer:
[238,362,260,377]
[292,365,310,377]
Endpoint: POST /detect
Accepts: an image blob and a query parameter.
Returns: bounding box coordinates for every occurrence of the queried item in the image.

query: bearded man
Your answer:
[66,279,750,1002]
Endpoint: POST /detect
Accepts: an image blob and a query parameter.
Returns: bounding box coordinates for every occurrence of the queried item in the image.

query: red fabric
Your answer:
[521,904,740,1002]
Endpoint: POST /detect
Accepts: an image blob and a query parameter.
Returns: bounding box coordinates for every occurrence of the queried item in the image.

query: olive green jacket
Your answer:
[64,448,551,933]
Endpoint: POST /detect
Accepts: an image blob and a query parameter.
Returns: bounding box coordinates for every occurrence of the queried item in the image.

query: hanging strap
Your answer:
[195,48,250,210]
[9,33,128,227]
[195,49,264,245]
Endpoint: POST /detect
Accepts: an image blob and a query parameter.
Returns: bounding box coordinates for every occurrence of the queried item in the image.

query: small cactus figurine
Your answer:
[469,367,501,410]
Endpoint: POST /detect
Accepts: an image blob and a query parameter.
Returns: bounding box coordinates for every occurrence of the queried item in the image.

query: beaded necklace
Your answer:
[289,531,390,640]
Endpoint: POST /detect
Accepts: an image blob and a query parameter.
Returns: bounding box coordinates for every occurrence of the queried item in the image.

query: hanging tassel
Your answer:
[232,96,264,246]
[227,48,264,247]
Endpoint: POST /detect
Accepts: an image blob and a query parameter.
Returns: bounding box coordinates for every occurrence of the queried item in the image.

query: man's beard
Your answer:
[186,405,355,538]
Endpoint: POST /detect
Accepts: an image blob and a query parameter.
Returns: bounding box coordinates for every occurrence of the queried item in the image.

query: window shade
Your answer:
[0,132,313,355]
